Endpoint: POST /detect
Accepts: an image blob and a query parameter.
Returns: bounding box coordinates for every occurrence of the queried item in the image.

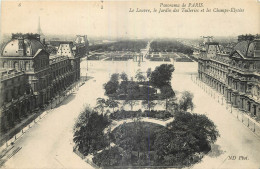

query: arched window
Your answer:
[3,61,8,68]
[14,61,19,70]
[25,62,30,70]
[249,63,253,70]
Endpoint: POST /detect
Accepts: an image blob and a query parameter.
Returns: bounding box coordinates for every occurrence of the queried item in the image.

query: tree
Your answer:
[146,68,152,79]
[135,69,146,82]
[106,98,119,113]
[73,107,111,156]
[123,81,140,110]
[120,72,128,81]
[160,85,175,111]
[167,112,220,153]
[150,64,174,88]
[167,97,179,113]
[140,85,157,111]
[154,128,174,164]
[104,80,119,96]
[133,119,147,164]
[179,91,194,112]
[118,81,128,95]
[110,73,120,82]
[123,100,139,111]
[94,98,107,113]
[139,85,157,100]
[141,100,156,111]
[127,81,140,99]
[153,112,220,167]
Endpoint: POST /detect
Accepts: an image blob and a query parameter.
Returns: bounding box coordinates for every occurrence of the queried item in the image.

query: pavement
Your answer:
[104,117,175,134]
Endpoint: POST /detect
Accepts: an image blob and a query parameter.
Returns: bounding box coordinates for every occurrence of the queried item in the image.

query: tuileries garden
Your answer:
[73,64,219,168]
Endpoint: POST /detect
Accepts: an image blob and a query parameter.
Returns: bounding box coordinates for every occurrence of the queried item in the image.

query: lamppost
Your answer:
[86,55,88,71]
[50,98,53,109]
[230,102,233,113]
[59,92,61,103]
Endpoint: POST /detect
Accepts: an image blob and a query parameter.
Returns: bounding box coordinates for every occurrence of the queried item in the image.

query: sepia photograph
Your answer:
[0,0,259,168]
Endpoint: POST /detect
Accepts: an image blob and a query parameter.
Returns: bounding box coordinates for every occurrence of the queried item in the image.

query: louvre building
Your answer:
[0,33,87,131]
[198,36,260,118]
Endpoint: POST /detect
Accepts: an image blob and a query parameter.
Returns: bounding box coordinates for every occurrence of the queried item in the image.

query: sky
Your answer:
[0,0,259,39]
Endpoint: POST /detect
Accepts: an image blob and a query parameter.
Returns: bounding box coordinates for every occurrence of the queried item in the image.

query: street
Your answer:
[2,58,260,169]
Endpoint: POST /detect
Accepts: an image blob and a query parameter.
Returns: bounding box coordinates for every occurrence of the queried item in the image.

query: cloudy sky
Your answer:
[0,0,259,39]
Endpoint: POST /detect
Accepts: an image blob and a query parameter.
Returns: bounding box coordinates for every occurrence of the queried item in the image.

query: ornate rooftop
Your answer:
[233,39,260,58]
[1,33,45,57]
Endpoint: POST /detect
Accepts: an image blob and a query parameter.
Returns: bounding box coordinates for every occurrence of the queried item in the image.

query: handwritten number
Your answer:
[101,0,103,9]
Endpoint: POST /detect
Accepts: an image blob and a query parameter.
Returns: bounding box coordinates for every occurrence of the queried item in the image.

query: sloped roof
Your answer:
[233,40,259,58]
[1,38,45,57]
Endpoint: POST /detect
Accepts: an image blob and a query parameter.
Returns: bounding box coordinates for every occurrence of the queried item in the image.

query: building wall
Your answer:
[0,35,83,132]
[0,69,29,130]
[198,42,260,118]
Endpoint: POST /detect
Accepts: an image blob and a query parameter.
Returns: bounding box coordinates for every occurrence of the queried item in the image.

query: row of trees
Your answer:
[104,70,150,97]
[89,40,148,52]
[103,71,157,110]
[104,64,175,97]
[150,40,193,55]
[94,98,119,113]
[103,64,194,113]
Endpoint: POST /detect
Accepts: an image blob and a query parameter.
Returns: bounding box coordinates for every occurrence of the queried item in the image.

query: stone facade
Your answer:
[198,37,260,118]
[0,69,28,128]
[0,34,87,131]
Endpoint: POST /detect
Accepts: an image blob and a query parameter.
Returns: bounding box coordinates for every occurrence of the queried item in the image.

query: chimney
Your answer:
[75,35,80,44]
[18,36,25,56]
[36,34,41,41]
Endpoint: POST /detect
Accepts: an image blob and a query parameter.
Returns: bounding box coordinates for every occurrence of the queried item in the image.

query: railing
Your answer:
[73,148,100,169]
[0,71,24,81]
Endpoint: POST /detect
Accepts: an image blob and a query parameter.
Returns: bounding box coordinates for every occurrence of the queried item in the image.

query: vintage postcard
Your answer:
[0,0,259,168]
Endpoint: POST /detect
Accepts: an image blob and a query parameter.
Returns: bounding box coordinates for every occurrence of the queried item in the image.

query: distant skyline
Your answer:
[0,0,259,39]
